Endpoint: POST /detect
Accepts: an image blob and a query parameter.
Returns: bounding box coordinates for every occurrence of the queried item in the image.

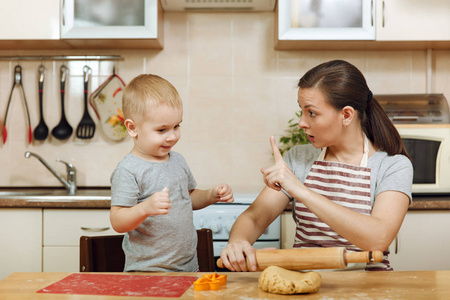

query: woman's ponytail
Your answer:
[364,96,410,159]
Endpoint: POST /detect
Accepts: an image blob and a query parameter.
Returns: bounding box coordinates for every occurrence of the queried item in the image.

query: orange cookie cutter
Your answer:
[193,273,227,291]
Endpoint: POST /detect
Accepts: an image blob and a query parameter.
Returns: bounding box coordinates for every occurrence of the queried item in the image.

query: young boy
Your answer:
[110,74,234,272]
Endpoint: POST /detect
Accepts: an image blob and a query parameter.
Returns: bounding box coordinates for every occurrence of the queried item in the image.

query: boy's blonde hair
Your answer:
[122,74,182,121]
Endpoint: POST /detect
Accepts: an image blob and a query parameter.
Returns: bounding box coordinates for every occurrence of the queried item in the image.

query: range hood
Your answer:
[377,94,450,124]
[160,0,276,11]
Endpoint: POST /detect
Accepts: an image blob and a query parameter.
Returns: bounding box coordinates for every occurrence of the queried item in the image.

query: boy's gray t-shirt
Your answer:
[284,144,413,205]
[111,151,198,272]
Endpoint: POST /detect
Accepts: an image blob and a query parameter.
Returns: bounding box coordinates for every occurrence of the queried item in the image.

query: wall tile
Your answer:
[411,51,427,93]
[188,13,233,76]
[366,51,420,94]
[231,142,273,193]
[188,75,233,143]
[277,50,322,77]
[233,13,277,77]
[435,50,450,106]
[146,13,188,77]
[233,76,278,143]
[187,142,233,189]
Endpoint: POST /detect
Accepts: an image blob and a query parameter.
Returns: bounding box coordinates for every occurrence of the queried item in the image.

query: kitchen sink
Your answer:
[0,188,111,201]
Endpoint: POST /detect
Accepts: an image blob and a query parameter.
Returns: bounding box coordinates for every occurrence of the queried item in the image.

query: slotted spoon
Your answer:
[76,66,95,139]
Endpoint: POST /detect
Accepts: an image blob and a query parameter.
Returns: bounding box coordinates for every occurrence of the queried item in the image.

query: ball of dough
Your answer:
[258,266,321,295]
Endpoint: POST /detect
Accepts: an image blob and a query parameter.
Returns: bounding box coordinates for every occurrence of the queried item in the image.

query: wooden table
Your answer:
[0,271,449,299]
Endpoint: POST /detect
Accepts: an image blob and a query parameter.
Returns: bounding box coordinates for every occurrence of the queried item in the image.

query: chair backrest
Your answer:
[80,234,125,272]
[80,228,215,272]
[196,228,215,272]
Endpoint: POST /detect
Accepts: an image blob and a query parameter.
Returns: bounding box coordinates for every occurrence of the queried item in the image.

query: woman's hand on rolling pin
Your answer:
[261,136,302,194]
[220,241,257,272]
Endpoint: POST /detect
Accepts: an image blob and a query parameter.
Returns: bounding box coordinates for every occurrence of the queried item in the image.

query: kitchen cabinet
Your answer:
[61,0,158,39]
[60,0,163,49]
[0,209,42,281]
[389,210,450,271]
[278,0,375,41]
[0,0,163,49]
[283,208,450,271]
[43,209,119,272]
[0,0,59,40]
[376,0,450,41]
[276,0,450,50]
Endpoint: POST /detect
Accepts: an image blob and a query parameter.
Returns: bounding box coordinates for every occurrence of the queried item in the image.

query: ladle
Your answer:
[51,65,73,140]
[33,65,49,140]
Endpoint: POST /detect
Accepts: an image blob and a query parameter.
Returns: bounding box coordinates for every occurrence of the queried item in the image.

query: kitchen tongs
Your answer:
[2,65,32,144]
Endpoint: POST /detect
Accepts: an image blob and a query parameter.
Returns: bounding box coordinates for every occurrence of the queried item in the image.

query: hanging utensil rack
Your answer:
[0,55,123,61]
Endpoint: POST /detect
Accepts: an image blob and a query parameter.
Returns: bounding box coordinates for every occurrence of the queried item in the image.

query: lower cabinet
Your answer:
[0,208,119,278]
[43,209,119,272]
[7,207,447,275]
[0,208,42,281]
[389,210,450,271]
[282,209,450,271]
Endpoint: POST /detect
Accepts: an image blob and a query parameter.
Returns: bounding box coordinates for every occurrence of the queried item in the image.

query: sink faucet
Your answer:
[24,151,77,195]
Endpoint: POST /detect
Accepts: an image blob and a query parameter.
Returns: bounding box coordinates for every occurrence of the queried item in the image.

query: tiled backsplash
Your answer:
[1,12,449,194]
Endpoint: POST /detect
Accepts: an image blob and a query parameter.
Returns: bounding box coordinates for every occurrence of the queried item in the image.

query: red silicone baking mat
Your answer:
[37,273,197,297]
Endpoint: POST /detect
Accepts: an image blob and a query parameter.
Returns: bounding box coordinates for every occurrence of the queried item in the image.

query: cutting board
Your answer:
[37,273,197,297]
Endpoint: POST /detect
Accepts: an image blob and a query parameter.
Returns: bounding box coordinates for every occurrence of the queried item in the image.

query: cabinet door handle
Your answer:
[395,235,399,254]
[81,227,110,232]
[382,0,386,28]
[370,0,374,26]
[62,0,66,26]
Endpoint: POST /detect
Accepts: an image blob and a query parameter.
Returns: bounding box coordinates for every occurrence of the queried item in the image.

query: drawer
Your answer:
[43,209,119,246]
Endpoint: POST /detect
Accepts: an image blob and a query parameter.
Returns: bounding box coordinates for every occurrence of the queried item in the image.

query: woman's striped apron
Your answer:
[293,136,391,271]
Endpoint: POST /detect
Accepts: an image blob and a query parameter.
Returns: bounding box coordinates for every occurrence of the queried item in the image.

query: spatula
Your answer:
[76,66,95,139]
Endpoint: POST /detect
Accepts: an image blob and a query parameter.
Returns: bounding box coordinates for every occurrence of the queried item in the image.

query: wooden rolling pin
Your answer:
[216,247,383,271]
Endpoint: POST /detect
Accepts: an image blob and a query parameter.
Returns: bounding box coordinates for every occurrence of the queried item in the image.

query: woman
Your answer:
[220,60,413,272]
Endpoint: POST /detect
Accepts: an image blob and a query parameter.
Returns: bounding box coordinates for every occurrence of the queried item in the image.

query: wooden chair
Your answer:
[80,228,215,272]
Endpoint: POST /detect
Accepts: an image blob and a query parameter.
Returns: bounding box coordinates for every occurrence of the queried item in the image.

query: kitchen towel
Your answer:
[90,74,127,141]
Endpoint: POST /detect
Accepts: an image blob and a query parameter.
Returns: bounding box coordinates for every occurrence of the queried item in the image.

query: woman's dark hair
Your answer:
[298,60,410,159]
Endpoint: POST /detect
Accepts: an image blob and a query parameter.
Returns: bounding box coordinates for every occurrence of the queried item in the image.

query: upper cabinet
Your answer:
[60,0,163,49]
[376,0,450,41]
[61,0,158,39]
[276,0,450,50]
[0,0,59,40]
[0,0,163,49]
[278,0,375,41]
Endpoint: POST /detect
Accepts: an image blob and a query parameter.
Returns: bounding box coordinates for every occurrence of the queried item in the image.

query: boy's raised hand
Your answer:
[144,187,172,215]
[214,184,234,203]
